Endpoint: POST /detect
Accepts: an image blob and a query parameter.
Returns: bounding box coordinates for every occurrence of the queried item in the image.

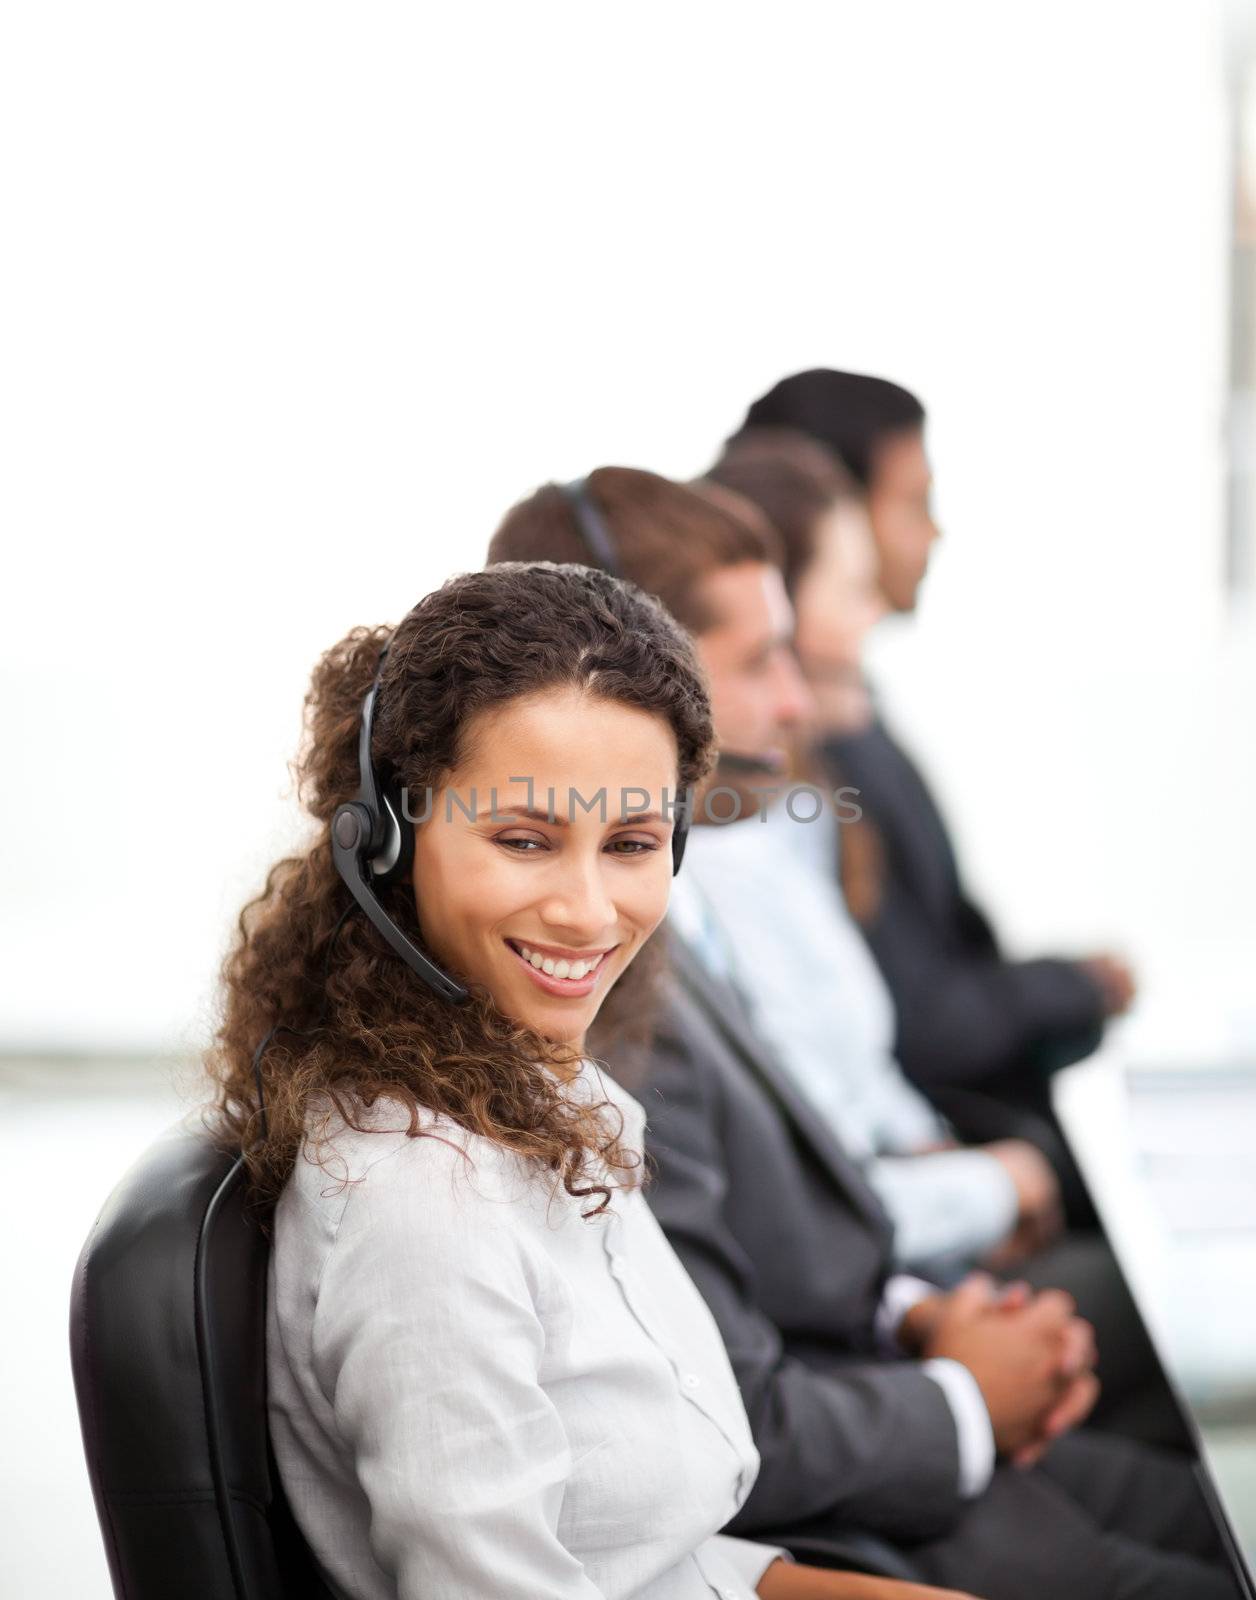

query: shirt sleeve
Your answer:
[699,1534,791,1595]
[309,1137,607,1600]
[873,1273,939,1354]
[920,1358,996,1498]
[865,1146,1019,1275]
[872,1278,995,1499]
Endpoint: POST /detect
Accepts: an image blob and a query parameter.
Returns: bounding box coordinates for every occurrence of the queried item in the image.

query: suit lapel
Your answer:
[665,931,894,1240]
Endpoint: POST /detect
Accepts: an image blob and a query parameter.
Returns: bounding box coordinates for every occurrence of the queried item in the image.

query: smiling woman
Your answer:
[206,561,713,1218]
[200,559,975,1600]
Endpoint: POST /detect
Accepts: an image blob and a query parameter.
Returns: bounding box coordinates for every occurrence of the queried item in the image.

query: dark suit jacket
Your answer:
[822,714,1105,1092]
[638,934,965,1544]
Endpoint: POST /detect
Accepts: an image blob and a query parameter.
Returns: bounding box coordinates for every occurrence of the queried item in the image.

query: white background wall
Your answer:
[2,0,1252,1061]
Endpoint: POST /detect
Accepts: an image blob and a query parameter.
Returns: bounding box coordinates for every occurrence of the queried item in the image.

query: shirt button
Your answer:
[682,1373,701,1390]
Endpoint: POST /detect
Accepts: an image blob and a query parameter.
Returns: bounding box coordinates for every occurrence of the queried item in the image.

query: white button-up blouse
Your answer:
[266,1061,784,1600]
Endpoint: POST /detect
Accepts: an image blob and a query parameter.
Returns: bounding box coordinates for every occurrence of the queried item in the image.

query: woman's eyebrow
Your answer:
[475,804,566,824]
[473,804,667,825]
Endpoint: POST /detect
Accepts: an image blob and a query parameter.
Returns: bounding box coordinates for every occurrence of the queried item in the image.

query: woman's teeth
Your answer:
[514,942,606,980]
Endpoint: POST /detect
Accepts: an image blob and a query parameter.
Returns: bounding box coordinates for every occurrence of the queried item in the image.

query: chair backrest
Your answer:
[69,1120,336,1600]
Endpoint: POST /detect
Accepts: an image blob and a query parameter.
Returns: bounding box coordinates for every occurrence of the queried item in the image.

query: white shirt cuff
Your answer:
[874,1274,938,1354]
[699,1534,790,1595]
[921,1357,996,1498]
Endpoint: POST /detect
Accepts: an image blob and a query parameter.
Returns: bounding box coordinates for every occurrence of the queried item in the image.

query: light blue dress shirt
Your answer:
[678,798,1018,1280]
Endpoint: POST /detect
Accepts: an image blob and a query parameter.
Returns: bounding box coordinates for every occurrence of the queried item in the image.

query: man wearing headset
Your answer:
[486,468,1237,1600]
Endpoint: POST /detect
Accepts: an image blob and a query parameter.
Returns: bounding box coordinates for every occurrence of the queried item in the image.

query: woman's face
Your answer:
[411,687,679,1051]
[792,500,887,734]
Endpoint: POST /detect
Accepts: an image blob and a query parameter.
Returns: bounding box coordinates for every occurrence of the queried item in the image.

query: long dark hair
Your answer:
[204,561,714,1221]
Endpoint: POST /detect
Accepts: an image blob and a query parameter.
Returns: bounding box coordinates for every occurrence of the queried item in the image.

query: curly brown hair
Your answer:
[204,561,715,1224]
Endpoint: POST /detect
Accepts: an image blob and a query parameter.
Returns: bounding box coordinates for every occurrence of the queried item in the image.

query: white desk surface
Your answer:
[1054,1048,1256,1406]
[1053,1046,1256,1571]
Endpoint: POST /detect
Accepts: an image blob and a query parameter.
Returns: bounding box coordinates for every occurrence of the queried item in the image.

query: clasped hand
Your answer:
[900,1272,1099,1466]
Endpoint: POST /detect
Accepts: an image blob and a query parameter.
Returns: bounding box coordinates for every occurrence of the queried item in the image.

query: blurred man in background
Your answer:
[703,430,1178,1445]
[487,467,1229,1599]
[731,371,1135,1215]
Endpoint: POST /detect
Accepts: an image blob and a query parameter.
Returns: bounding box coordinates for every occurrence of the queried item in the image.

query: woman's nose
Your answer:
[539,852,618,937]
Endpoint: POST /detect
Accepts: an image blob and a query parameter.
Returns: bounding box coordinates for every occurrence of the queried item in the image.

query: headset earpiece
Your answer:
[563,477,693,879]
[368,779,413,884]
[331,649,470,1005]
[671,808,691,875]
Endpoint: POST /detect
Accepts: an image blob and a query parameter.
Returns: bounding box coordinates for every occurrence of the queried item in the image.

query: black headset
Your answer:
[562,476,783,790]
[330,646,472,1005]
[252,496,692,1131]
[561,478,691,872]
[253,643,470,1139]
[328,506,694,1005]
[559,477,624,577]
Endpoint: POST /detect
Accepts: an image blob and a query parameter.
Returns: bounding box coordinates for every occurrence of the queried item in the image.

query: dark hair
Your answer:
[205,561,715,1222]
[736,369,926,486]
[704,427,861,597]
[487,465,781,634]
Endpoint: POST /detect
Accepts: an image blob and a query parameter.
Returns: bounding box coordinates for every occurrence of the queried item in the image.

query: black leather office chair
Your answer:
[70,1121,923,1595]
[69,1120,336,1600]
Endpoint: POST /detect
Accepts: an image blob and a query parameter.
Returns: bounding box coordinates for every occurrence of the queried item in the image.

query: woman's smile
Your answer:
[504,936,620,998]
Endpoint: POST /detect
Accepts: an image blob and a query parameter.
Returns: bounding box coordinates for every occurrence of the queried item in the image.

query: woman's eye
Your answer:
[496,834,548,853]
[606,836,661,856]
